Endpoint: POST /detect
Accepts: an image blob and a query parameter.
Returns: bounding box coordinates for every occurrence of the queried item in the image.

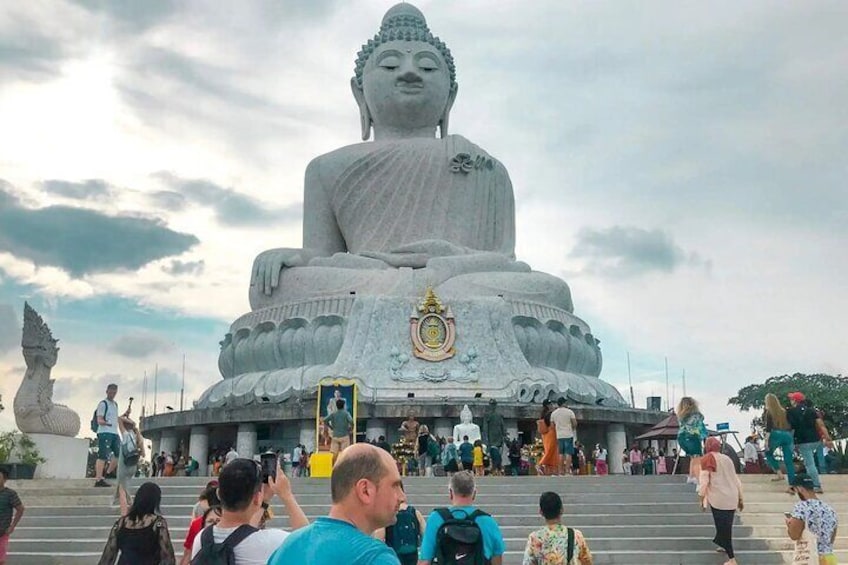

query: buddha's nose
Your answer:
[397,70,423,84]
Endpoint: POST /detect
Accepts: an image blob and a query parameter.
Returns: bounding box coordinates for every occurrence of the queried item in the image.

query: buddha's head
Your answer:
[460,404,473,424]
[352,3,458,140]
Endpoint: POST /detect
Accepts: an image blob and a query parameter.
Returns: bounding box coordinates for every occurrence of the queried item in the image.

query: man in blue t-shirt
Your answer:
[268,443,404,565]
[418,471,505,565]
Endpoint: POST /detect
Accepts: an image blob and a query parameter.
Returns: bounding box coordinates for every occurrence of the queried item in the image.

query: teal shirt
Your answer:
[268,517,400,565]
[419,506,505,560]
[324,409,353,438]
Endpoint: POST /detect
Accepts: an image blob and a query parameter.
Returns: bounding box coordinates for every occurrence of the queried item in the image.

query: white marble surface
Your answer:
[30,434,89,479]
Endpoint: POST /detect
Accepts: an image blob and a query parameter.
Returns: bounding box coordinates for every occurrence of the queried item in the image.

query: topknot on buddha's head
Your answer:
[354,3,456,89]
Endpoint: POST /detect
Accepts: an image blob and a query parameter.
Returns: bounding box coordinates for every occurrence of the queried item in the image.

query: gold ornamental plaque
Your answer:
[410,287,456,361]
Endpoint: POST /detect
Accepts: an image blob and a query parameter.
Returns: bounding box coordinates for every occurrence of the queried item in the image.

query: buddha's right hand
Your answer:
[250,248,312,296]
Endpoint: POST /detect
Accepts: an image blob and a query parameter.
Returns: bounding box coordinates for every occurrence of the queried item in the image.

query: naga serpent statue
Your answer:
[13,302,81,437]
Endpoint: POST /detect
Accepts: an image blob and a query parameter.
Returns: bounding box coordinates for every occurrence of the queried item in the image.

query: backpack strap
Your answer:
[566,527,575,563]
[222,524,259,549]
[407,505,419,537]
[465,509,489,522]
[199,524,215,549]
[435,507,454,523]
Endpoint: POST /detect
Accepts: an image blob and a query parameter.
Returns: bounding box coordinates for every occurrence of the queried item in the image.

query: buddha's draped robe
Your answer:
[250,135,572,312]
[328,135,515,256]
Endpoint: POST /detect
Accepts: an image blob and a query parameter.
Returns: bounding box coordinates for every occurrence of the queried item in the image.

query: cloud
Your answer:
[54,367,184,406]
[0,183,199,277]
[148,191,187,212]
[153,171,301,228]
[108,331,173,359]
[569,226,710,277]
[0,304,20,354]
[163,259,205,276]
[0,27,67,82]
[41,179,113,201]
[67,0,177,30]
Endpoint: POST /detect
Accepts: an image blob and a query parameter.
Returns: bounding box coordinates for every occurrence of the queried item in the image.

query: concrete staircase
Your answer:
[7,474,848,564]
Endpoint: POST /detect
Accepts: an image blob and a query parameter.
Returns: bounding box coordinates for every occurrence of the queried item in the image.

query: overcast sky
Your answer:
[1,1,845,438]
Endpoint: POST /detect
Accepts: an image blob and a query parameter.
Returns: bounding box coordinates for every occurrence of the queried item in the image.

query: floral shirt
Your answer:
[791,499,839,555]
[523,524,592,565]
[679,412,708,439]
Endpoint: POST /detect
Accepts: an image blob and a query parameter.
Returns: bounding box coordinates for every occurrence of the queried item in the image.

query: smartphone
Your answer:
[260,452,277,483]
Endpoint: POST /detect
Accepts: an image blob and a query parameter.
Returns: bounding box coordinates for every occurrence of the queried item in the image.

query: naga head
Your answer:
[21,302,59,368]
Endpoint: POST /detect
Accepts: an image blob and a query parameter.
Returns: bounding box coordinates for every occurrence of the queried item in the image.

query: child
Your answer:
[472,440,485,476]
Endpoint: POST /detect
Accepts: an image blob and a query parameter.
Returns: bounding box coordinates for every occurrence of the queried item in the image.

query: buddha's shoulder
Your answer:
[307,135,502,173]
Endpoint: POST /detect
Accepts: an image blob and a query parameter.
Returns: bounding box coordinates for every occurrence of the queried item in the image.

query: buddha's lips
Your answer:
[396,83,424,93]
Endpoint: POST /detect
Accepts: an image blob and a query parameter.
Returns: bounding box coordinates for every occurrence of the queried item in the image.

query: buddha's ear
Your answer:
[439,83,459,139]
[351,77,372,141]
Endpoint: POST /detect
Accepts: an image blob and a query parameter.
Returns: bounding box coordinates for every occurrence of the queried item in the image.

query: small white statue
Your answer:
[453,404,481,444]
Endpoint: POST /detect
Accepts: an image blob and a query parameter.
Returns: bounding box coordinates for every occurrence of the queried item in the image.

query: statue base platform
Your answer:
[202,294,625,409]
[30,434,89,479]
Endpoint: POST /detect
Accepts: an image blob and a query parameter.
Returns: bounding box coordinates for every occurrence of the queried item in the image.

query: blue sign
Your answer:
[716,422,730,431]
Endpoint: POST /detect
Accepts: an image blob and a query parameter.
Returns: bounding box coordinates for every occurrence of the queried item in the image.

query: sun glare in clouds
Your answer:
[0,55,124,181]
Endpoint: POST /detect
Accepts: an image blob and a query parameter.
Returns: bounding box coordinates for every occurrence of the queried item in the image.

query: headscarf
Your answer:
[700,437,722,472]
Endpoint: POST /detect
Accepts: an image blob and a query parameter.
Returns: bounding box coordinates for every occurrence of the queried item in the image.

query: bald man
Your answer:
[268,443,404,564]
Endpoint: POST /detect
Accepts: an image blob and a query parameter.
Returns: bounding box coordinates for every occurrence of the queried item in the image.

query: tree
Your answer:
[728,373,848,440]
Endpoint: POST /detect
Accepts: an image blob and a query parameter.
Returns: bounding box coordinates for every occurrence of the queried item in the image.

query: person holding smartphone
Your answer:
[191,457,308,564]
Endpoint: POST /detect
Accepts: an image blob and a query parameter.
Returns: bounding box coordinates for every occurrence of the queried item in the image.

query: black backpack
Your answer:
[386,506,420,556]
[90,400,107,433]
[434,507,489,565]
[190,524,258,565]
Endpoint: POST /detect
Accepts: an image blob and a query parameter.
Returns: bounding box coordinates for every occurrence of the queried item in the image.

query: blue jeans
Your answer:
[765,430,795,485]
[797,441,822,488]
[816,444,827,474]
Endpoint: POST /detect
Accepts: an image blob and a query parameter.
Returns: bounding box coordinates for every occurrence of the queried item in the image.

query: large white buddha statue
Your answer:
[198,3,626,410]
[248,4,571,312]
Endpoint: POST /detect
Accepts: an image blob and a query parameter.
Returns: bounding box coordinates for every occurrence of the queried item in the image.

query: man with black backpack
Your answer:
[190,457,308,565]
[418,471,505,565]
[92,383,120,487]
[375,484,426,565]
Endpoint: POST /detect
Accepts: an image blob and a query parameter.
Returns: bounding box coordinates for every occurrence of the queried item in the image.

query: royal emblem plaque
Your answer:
[410,287,456,361]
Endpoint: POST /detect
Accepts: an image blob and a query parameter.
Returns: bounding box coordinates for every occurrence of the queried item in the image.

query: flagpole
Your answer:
[626,352,635,408]
[664,356,670,412]
[180,353,185,412]
[153,363,159,415]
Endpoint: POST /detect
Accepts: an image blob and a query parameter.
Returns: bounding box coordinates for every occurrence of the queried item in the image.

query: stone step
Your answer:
[8,535,848,553]
[15,523,848,544]
[7,551,848,565]
[7,474,847,565]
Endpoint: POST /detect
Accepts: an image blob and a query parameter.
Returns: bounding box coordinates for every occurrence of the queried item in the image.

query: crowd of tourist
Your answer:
[78,382,844,565]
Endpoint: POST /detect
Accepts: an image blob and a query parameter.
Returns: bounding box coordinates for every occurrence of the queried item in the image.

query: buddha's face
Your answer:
[361,40,453,132]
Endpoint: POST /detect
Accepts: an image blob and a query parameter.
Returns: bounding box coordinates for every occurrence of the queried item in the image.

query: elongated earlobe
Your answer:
[439,83,459,139]
[351,77,372,141]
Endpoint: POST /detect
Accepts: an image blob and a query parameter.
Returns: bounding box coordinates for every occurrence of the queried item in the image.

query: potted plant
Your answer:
[0,431,45,479]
